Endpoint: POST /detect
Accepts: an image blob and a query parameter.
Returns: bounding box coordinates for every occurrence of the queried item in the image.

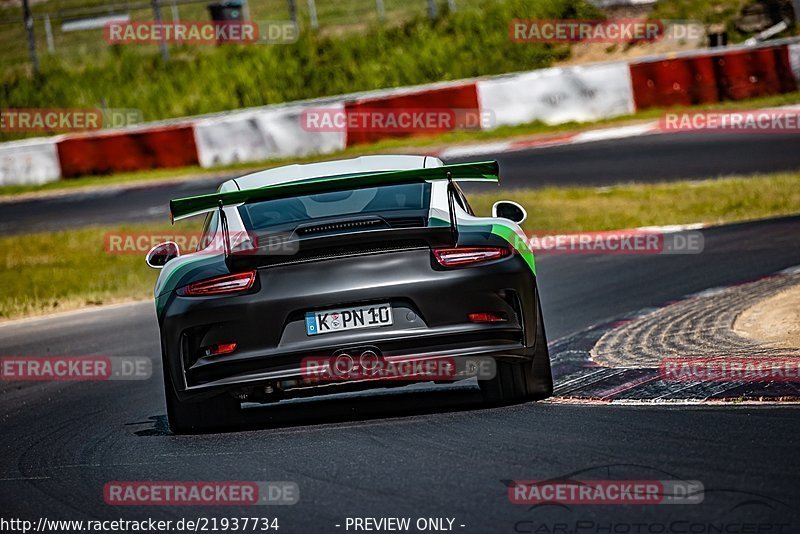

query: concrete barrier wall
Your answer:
[0,137,62,186]
[477,61,635,127]
[194,104,347,168]
[788,42,800,83]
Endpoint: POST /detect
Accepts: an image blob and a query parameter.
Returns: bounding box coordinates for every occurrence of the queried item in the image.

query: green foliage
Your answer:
[0,0,597,137]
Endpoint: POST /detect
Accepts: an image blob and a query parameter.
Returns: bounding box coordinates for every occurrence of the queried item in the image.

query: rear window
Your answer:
[238,183,431,233]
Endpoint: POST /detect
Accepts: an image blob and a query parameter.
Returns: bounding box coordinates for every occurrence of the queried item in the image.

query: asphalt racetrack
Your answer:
[1,132,799,532]
[2,131,800,235]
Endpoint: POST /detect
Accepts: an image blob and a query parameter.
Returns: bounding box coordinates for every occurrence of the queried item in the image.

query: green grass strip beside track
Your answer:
[2,170,799,320]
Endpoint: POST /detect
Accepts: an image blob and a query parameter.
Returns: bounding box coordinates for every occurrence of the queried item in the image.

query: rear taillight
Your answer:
[205,342,238,356]
[468,312,508,323]
[177,271,256,296]
[433,247,510,267]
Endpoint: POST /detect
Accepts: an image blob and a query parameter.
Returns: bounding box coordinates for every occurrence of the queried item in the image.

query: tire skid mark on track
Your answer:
[548,266,800,403]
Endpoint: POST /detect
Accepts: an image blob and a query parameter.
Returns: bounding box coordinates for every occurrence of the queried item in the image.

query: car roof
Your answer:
[222,155,444,192]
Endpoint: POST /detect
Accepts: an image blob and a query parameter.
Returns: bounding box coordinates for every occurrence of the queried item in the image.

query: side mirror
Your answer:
[146,241,180,269]
[492,201,527,224]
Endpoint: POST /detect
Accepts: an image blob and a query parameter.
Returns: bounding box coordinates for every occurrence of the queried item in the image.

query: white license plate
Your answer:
[305,303,392,336]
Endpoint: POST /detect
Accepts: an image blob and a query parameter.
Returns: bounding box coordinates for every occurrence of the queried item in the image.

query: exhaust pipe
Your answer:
[359,350,381,376]
[332,352,355,377]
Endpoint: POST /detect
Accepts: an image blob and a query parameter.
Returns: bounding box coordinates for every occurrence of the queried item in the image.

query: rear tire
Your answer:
[162,364,241,434]
[480,293,553,404]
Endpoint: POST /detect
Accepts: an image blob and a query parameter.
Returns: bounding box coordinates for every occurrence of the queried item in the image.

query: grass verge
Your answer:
[470,171,800,231]
[2,90,800,198]
[2,170,799,320]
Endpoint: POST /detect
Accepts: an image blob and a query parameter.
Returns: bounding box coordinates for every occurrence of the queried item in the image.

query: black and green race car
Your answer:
[147,155,552,433]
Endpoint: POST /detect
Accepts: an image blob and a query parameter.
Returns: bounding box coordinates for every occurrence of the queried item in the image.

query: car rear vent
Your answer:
[387,216,426,229]
[298,218,383,235]
[265,240,428,267]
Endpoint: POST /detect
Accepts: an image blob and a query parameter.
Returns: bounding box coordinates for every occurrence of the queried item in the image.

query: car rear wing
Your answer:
[169,160,500,222]
[169,160,499,263]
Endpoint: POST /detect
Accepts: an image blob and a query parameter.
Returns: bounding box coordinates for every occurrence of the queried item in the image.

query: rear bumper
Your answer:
[184,344,529,402]
[158,248,539,402]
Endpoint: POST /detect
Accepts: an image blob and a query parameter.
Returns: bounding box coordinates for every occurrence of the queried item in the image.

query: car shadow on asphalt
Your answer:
[133,381,497,436]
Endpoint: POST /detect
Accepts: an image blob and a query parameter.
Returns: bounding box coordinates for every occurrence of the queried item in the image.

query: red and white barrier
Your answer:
[477,61,635,127]
[193,104,347,168]
[344,83,481,146]
[1,38,798,184]
[0,137,63,186]
[630,45,798,109]
[56,124,199,178]
[790,42,800,83]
